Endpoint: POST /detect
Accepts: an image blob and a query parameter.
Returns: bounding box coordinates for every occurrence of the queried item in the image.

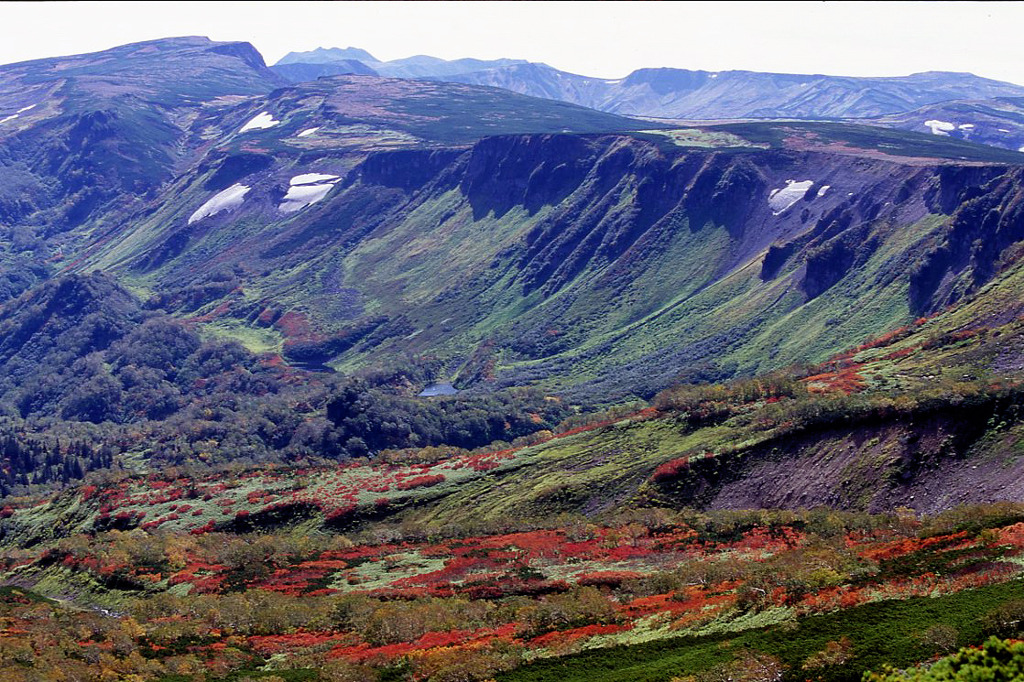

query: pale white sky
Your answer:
[2,1,1024,85]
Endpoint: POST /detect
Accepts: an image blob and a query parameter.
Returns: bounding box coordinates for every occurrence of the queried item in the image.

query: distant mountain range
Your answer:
[276,46,527,79]
[274,47,1024,121]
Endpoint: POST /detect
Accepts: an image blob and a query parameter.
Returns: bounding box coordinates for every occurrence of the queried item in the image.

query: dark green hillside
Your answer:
[201,74,659,152]
[0,273,315,487]
[78,116,1024,401]
[0,271,579,494]
[500,583,1024,682]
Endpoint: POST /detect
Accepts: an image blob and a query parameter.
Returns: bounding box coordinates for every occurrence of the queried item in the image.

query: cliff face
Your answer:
[909,167,1024,313]
[79,127,1024,399]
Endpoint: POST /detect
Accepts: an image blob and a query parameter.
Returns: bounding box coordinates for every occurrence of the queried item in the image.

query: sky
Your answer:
[2,1,1024,85]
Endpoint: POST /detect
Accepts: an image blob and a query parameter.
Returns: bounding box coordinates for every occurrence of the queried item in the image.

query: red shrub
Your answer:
[577,571,643,588]
[396,474,446,491]
[652,457,690,482]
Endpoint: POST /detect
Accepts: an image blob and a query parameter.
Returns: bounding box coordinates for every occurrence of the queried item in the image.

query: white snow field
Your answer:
[188,184,251,224]
[925,120,956,136]
[239,111,280,133]
[297,127,320,138]
[289,173,339,186]
[279,183,335,213]
[768,180,814,214]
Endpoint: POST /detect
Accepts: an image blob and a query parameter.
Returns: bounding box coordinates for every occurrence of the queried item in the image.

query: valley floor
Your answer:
[1,505,1024,680]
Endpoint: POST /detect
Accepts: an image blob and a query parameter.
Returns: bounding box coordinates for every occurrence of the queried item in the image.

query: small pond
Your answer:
[418,382,459,397]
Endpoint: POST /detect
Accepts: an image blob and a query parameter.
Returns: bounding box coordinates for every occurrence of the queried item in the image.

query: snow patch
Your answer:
[239,111,280,133]
[1,104,37,124]
[768,180,814,215]
[817,185,830,197]
[290,173,339,186]
[280,172,340,212]
[999,128,1011,133]
[279,182,335,213]
[297,127,320,138]
[958,123,975,130]
[188,184,250,224]
[925,120,955,136]
[710,73,718,79]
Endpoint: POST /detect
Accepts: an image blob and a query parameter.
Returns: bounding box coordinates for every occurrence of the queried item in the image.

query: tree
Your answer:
[866,637,1024,681]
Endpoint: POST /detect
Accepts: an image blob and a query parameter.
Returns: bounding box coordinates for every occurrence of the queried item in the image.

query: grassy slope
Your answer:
[403,248,1024,523]
[8,219,1024,679]
[500,581,1024,682]
[297,175,949,398]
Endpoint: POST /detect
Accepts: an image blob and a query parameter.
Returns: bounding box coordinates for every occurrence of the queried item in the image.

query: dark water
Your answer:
[289,360,336,373]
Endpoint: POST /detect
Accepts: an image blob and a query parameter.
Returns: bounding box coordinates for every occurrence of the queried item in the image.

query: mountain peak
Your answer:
[276,46,379,66]
[206,40,269,71]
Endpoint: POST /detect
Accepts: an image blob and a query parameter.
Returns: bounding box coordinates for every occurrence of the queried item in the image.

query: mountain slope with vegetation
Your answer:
[78,112,1024,402]
[3,37,1024,682]
[8,39,1024,405]
[0,36,284,232]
